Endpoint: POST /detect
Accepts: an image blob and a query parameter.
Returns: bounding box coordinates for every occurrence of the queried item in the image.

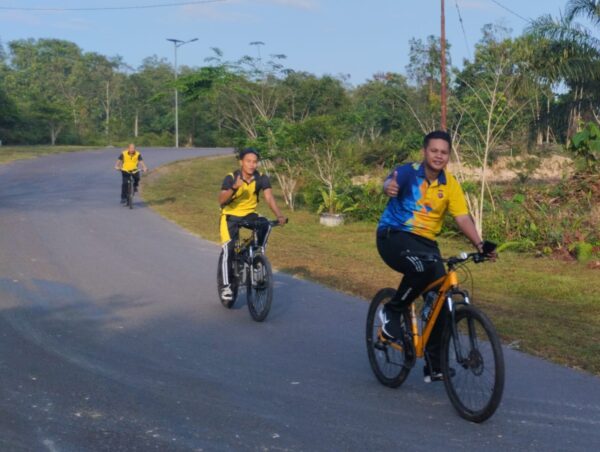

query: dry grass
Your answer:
[143,155,600,375]
[0,145,91,164]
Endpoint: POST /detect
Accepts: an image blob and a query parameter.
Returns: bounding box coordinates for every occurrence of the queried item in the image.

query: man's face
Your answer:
[240,153,258,176]
[128,144,135,154]
[423,138,450,173]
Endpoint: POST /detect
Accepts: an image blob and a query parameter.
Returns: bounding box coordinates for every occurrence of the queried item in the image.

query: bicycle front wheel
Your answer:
[366,288,412,388]
[441,304,504,423]
[246,254,273,322]
[127,179,134,209]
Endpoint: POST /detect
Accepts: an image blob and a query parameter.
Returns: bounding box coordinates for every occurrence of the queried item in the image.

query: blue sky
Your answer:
[0,1,579,84]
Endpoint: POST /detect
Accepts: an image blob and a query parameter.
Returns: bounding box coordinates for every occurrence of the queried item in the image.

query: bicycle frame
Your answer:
[233,222,274,286]
[384,266,469,360]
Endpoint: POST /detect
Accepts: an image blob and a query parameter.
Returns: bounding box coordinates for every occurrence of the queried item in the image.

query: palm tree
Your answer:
[527,0,600,140]
[565,0,600,25]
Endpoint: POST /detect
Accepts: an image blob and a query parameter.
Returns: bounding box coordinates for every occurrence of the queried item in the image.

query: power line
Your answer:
[489,0,531,23]
[454,0,471,60]
[0,0,225,12]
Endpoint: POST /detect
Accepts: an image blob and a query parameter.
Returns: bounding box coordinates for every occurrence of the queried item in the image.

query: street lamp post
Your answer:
[167,37,198,148]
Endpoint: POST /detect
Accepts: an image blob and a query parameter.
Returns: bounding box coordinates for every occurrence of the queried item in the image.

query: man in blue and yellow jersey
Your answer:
[377,130,492,383]
[114,143,148,204]
[218,148,286,302]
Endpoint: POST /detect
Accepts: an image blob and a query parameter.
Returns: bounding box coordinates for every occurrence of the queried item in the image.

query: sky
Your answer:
[0,0,583,85]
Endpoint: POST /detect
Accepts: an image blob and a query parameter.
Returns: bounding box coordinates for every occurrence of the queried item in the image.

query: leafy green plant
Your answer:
[569,122,600,172]
[569,241,594,262]
[316,189,357,215]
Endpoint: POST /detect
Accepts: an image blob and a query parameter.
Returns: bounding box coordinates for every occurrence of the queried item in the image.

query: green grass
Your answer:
[143,155,600,375]
[0,145,91,164]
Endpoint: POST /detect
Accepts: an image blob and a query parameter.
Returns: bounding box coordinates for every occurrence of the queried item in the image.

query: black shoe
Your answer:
[120,198,126,204]
[378,304,405,341]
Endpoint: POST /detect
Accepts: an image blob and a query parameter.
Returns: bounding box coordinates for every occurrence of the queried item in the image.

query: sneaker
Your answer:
[120,198,127,204]
[423,366,455,383]
[221,285,233,301]
[378,304,404,341]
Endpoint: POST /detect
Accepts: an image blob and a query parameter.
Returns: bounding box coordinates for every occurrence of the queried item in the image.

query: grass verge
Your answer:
[143,155,600,375]
[0,145,91,164]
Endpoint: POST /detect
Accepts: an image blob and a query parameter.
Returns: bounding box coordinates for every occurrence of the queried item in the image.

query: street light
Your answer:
[167,37,198,148]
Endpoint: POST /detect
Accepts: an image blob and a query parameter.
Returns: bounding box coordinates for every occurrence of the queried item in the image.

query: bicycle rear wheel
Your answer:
[441,304,504,423]
[366,288,413,388]
[246,254,272,322]
[217,250,238,308]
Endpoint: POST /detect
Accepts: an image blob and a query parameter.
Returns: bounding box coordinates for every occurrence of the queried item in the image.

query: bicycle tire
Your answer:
[366,288,413,388]
[441,304,504,423]
[217,250,238,308]
[127,178,134,209]
[246,254,273,322]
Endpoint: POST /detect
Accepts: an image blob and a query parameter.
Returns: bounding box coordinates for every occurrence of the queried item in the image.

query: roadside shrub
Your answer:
[344,182,389,222]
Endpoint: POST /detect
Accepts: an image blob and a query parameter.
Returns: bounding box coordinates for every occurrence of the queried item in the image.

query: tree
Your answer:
[405,35,452,132]
[7,39,85,144]
[527,1,600,141]
[453,26,534,235]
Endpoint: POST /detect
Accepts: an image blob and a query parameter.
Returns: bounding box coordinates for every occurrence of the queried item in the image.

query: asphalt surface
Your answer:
[0,147,599,452]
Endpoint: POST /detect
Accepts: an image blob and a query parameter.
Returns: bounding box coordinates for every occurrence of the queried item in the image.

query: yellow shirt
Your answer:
[119,150,143,172]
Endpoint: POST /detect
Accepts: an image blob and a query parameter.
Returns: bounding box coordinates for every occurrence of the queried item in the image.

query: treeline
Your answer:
[0,0,599,252]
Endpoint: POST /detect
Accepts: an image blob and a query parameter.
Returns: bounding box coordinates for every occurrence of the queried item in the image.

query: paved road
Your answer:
[0,148,599,451]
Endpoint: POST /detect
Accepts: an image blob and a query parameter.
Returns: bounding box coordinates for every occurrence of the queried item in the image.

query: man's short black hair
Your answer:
[424,130,452,149]
[238,147,260,160]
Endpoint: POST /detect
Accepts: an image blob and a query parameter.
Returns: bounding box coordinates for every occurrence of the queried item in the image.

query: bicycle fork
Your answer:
[447,290,471,366]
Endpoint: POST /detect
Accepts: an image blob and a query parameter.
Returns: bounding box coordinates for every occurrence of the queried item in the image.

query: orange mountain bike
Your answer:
[366,242,504,423]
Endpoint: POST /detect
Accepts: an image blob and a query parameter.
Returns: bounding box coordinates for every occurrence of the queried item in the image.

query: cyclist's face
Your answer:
[128,144,135,154]
[423,138,450,173]
[240,153,258,176]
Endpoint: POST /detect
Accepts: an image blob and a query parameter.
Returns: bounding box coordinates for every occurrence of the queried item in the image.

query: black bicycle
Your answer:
[121,169,140,209]
[217,218,286,321]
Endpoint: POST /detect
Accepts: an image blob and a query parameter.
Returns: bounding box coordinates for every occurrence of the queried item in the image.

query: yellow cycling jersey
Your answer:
[219,170,271,243]
[119,150,143,172]
[378,162,470,241]
[220,170,271,217]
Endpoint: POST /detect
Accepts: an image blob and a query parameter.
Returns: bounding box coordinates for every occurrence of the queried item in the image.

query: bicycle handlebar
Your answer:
[446,241,497,267]
[238,217,288,229]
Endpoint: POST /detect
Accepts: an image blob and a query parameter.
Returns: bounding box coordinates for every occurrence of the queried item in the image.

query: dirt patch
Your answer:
[448,155,574,183]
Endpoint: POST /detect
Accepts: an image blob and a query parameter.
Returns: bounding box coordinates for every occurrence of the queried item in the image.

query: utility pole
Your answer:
[440,0,447,131]
[166,38,198,148]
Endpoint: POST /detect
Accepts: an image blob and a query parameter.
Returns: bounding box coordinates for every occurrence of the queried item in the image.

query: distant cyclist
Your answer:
[114,143,148,204]
[377,130,491,382]
[218,147,286,302]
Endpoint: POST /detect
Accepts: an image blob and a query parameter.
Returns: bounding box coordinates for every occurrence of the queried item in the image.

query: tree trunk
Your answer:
[50,124,63,146]
[134,111,139,138]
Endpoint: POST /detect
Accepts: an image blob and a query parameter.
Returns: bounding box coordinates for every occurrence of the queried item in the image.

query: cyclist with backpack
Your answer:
[218,148,286,302]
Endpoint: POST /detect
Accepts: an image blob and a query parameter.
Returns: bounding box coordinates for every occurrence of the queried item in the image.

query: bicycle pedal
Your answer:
[377,330,404,352]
